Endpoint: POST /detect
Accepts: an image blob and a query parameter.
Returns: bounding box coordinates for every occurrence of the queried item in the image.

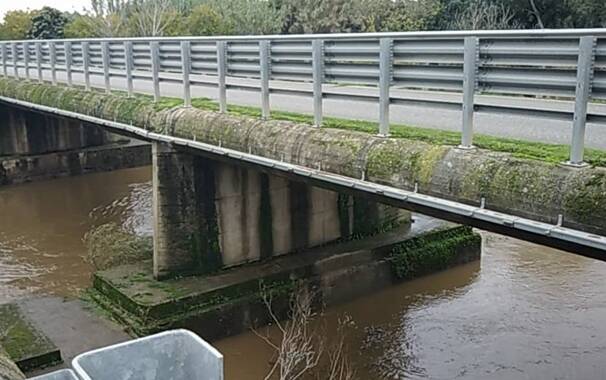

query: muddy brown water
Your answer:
[1,166,606,379]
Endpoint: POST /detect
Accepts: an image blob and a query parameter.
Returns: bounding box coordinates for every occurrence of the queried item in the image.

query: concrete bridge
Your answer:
[1,30,606,281]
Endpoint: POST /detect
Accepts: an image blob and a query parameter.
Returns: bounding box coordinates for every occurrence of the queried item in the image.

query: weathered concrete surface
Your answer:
[0,140,150,186]
[153,142,409,279]
[91,219,481,340]
[18,297,130,377]
[0,346,24,380]
[0,79,604,236]
[0,303,61,372]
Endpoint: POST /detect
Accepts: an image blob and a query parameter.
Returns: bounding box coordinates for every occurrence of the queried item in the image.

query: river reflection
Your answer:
[1,167,606,379]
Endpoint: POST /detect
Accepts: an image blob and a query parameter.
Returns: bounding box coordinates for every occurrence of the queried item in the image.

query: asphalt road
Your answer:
[10,67,606,150]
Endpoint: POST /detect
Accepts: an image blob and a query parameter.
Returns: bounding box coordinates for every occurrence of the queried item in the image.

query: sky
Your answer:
[0,0,90,21]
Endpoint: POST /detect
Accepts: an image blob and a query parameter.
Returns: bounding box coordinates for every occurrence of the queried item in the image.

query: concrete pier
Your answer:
[152,142,410,280]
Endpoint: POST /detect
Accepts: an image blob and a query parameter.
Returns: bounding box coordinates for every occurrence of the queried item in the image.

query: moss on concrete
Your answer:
[389,226,481,280]
[89,223,480,339]
[0,345,24,380]
[564,172,606,225]
[1,78,605,235]
[0,304,61,372]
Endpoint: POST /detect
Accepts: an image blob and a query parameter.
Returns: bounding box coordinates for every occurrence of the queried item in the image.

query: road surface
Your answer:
[8,67,606,150]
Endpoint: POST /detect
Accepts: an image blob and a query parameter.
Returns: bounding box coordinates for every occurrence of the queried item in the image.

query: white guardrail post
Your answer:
[65,41,73,87]
[82,41,91,90]
[217,41,227,113]
[1,44,7,77]
[259,40,271,119]
[378,37,393,137]
[181,40,192,107]
[151,41,161,102]
[102,41,111,93]
[312,39,324,127]
[23,42,30,80]
[36,42,43,83]
[50,41,57,85]
[460,36,478,149]
[568,35,596,167]
[12,43,18,79]
[124,41,134,96]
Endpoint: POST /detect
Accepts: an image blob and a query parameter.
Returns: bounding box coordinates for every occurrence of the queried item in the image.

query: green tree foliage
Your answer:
[278,0,360,33]
[0,10,36,40]
[184,4,232,36]
[201,0,282,35]
[27,7,69,39]
[64,15,100,38]
[276,0,442,34]
[3,0,606,41]
[380,0,443,31]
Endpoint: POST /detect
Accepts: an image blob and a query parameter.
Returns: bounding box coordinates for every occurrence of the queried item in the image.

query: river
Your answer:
[1,167,605,379]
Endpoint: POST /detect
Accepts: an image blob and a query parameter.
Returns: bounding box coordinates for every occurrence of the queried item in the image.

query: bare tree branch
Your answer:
[451,0,519,30]
[528,0,545,29]
[254,283,356,380]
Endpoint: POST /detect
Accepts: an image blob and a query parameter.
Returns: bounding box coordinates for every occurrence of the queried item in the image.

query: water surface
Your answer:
[1,167,606,379]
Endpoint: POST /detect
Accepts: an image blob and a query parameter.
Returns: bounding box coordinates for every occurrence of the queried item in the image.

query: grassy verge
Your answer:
[137,93,606,167]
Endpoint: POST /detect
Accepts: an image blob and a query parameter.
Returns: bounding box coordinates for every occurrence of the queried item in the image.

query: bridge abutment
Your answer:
[151,142,410,280]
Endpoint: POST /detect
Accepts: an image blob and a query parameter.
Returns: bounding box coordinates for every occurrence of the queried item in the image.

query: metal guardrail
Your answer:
[1,29,606,165]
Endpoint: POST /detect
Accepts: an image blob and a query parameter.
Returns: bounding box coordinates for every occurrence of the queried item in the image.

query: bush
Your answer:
[84,223,152,270]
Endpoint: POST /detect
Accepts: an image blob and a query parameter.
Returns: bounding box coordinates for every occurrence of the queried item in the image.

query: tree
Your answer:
[254,285,356,380]
[277,0,360,34]
[201,0,282,35]
[127,0,180,36]
[449,0,519,30]
[0,10,36,40]
[83,0,132,37]
[27,7,69,39]
[185,4,232,36]
[381,0,443,32]
[64,15,99,38]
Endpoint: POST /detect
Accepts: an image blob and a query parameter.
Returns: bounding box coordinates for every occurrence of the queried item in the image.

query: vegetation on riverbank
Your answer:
[389,226,481,280]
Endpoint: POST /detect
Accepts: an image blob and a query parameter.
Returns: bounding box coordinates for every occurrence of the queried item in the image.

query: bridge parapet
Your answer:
[1,29,606,166]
